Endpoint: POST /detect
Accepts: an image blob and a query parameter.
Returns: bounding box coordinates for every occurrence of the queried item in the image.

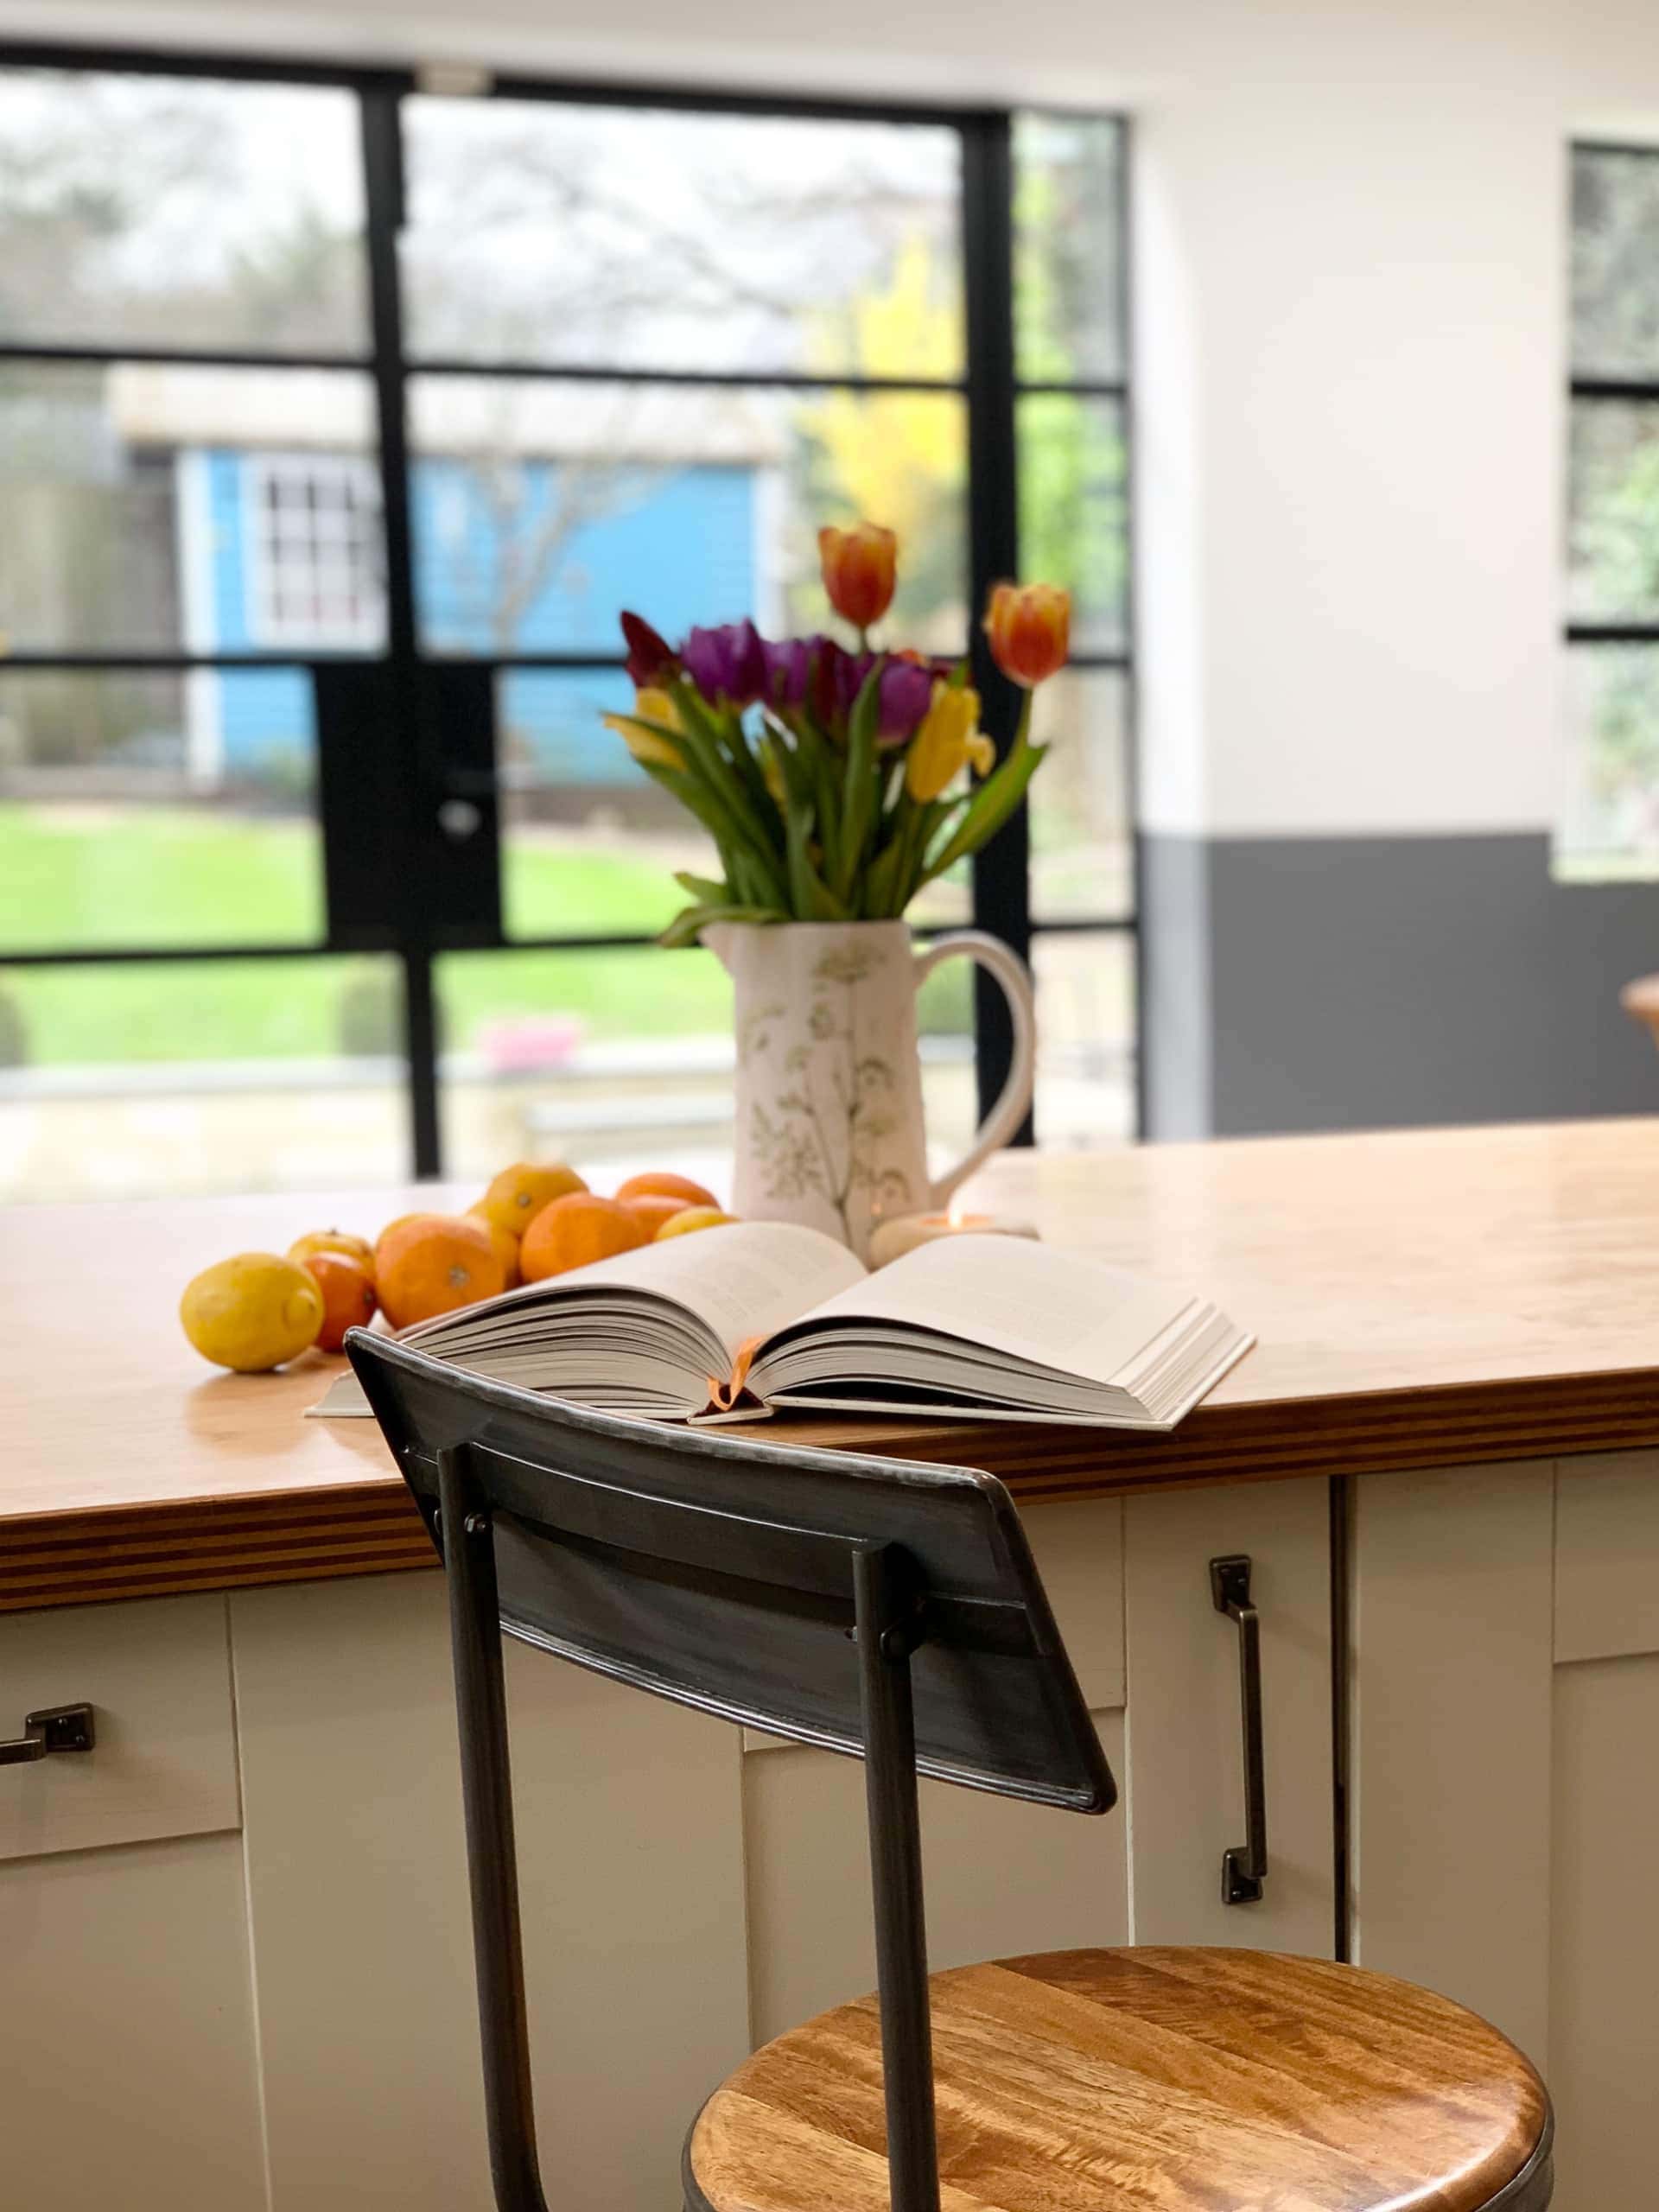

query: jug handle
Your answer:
[912,931,1037,1210]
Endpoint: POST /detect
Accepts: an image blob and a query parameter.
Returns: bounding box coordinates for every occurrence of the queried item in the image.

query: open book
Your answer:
[312,1221,1250,1430]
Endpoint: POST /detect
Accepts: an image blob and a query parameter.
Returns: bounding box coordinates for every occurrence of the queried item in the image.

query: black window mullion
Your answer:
[359,84,442,1179]
[961,110,1033,1144]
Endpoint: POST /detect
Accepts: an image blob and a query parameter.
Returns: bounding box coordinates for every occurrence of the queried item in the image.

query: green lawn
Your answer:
[0,805,969,1066]
[0,805,728,1065]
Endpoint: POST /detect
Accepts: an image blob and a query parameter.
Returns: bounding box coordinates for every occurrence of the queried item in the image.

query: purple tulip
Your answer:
[807,638,852,729]
[832,652,945,744]
[762,636,810,709]
[767,634,849,729]
[681,620,766,709]
[874,658,939,743]
[620,610,676,688]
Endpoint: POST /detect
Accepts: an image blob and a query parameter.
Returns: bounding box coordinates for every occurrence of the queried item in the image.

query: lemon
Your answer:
[181,1254,326,1373]
[654,1206,738,1240]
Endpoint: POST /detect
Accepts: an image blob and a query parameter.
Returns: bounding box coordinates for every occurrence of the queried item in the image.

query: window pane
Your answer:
[1018,392,1127,654]
[1014,113,1124,384]
[0,67,367,354]
[408,378,967,654]
[1560,643,1659,874]
[402,97,962,378]
[499,668,697,942]
[1033,929,1135,1146]
[435,943,977,1184]
[1028,669,1131,923]
[0,956,403,1201]
[436,944,734,1181]
[0,363,383,653]
[1572,147,1659,379]
[1568,398,1659,622]
[0,670,324,951]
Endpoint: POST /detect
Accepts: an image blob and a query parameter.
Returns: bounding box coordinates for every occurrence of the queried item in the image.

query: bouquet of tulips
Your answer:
[605,522,1070,948]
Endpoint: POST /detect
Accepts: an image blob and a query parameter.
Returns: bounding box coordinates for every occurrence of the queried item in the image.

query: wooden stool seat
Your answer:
[687,1948,1552,2212]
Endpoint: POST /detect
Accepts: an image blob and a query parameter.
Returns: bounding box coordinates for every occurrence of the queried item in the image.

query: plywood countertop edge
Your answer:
[7,1364,1658,1613]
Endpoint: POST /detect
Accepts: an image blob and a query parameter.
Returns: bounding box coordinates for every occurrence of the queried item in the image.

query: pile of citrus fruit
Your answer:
[180,1166,734,1375]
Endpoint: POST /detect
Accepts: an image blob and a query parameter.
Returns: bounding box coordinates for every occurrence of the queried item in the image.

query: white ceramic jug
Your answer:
[704,918,1037,1262]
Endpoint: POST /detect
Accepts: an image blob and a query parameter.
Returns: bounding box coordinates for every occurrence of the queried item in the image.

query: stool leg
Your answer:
[439,1447,552,2212]
[855,1545,941,2212]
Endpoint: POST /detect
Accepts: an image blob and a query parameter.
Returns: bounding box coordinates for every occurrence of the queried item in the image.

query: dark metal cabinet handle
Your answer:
[0,1703,95,1768]
[1210,1556,1267,1904]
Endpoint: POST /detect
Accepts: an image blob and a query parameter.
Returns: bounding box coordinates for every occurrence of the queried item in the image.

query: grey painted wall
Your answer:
[1142,831,1659,1138]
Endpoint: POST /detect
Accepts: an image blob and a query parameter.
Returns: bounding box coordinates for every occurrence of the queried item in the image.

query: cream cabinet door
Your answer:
[0,1833,270,2212]
[1349,1459,1554,2056]
[1350,1449,1659,2212]
[1123,1476,1336,1955]
[0,1595,264,2212]
[1548,1450,1659,2212]
[742,1497,1130,2042]
[230,1571,751,2212]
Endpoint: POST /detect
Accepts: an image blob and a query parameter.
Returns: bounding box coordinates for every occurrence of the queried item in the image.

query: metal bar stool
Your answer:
[349,1332,1554,2212]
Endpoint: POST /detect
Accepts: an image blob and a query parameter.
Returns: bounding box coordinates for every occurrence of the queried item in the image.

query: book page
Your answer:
[760,1233,1189,1389]
[415,1219,867,1367]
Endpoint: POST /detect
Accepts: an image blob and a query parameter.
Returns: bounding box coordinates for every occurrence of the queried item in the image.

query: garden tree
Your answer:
[403,103,960,658]
[795,236,965,641]
[1572,153,1659,852]
[0,73,363,349]
[1572,416,1659,843]
[0,72,363,766]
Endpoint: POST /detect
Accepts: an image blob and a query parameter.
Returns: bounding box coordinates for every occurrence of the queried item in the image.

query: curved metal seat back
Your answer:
[348,1328,1116,2212]
[351,1331,1114,1813]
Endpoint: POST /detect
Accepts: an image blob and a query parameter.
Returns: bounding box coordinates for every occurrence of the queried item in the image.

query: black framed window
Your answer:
[1566,142,1659,874]
[0,41,1133,1200]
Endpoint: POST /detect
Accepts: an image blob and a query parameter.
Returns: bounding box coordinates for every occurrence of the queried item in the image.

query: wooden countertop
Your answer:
[7,1118,1659,1612]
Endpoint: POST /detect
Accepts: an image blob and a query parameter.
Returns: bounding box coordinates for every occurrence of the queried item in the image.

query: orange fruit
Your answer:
[376,1214,506,1329]
[614,1170,719,1211]
[619,1192,695,1239]
[467,1205,522,1289]
[656,1206,738,1240]
[520,1192,647,1282]
[375,1212,427,1262]
[287,1228,376,1279]
[302,1251,379,1353]
[475,1161,588,1238]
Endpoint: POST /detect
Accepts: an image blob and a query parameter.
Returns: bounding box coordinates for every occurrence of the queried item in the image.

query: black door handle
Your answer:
[0,1702,95,1768]
[1211,1556,1266,1904]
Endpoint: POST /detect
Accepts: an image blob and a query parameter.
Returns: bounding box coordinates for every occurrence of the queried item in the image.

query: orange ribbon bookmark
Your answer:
[707,1336,763,1415]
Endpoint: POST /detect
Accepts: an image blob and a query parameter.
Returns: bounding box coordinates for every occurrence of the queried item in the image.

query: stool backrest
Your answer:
[353,1332,1114,1812]
[349,1330,1116,2212]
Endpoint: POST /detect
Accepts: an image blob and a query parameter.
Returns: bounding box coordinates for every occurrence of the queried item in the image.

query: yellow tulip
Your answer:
[905,681,992,803]
[603,685,683,768]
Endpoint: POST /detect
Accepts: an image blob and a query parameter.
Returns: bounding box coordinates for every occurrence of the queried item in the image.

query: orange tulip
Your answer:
[818,522,898,631]
[982,582,1071,688]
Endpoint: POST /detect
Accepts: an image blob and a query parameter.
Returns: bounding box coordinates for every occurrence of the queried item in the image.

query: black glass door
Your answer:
[0,42,1135,1202]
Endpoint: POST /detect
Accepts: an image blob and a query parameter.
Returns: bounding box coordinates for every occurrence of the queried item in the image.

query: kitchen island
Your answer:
[3,1119,1656,2212]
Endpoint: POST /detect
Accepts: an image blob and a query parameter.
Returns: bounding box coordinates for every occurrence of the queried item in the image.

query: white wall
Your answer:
[6,0,1656,845]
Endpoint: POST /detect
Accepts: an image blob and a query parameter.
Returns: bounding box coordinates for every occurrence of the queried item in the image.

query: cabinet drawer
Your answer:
[0,1594,239,1862]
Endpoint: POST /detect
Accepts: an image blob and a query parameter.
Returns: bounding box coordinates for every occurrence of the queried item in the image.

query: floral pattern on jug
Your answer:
[708,918,1036,1263]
